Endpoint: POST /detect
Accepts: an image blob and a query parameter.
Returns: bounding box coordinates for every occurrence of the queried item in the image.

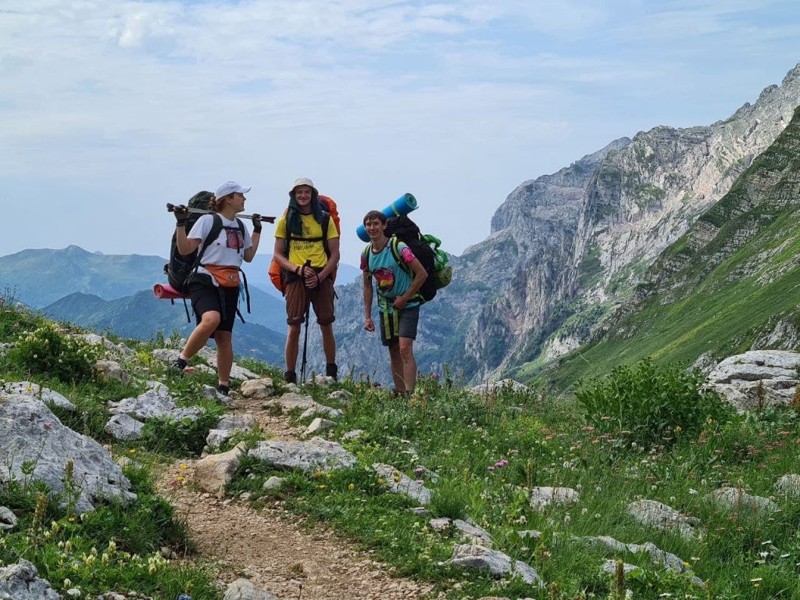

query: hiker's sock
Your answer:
[284,370,297,384]
[216,384,230,396]
[325,363,338,381]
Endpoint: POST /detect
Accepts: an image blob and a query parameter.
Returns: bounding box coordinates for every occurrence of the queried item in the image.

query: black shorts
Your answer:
[189,277,240,333]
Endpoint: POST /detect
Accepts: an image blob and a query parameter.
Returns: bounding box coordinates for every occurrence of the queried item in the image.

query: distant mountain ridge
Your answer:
[0,244,360,370]
[43,290,286,366]
[0,246,361,309]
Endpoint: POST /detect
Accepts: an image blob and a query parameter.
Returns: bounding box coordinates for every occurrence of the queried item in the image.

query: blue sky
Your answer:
[1,0,799,264]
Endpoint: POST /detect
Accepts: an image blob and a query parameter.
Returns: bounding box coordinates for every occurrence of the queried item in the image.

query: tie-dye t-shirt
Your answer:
[361,239,420,309]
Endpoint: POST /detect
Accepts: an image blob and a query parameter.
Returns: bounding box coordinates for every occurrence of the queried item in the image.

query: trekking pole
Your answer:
[166,203,276,223]
[299,260,312,384]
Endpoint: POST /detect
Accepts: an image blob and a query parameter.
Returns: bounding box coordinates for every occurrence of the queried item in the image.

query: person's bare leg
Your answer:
[398,337,417,393]
[388,344,406,393]
[214,330,233,385]
[182,311,221,359]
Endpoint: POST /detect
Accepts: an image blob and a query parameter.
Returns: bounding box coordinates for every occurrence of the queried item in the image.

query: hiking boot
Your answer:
[284,370,297,384]
[325,363,338,381]
[170,357,188,374]
[216,384,230,396]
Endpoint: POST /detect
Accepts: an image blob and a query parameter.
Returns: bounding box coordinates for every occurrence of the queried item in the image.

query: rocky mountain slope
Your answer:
[329,64,800,385]
[540,103,800,390]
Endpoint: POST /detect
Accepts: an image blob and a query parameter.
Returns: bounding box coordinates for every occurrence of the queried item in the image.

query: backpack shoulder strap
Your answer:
[321,211,331,257]
[362,244,372,274]
[197,214,223,264]
[390,236,410,274]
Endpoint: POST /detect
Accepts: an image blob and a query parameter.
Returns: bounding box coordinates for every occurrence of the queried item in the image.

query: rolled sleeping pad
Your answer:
[153,283,188,300]
[356,193,418,242]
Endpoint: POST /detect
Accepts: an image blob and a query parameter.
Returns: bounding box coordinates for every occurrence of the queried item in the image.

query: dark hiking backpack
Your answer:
[165,191,216,294]
[163,191,251,320]
[382,215,452,303]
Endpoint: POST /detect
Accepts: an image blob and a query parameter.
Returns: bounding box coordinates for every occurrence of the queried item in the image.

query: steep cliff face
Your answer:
[468,64,800,382]
[329,65,800,385]
[541,104,800,391]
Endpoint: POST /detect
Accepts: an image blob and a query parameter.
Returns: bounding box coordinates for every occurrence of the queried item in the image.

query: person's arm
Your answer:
[393,258,428,310]
[174,209,201,256]
[363,267,375,332]
[317,236,340,281]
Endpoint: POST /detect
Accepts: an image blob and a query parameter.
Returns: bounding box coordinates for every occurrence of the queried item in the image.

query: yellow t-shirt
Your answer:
[275,213,339,269]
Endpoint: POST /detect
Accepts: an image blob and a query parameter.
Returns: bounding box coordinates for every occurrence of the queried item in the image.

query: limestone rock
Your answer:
[0,395,135,512]
[1,381,75,411]
[108,381,203,422]
[327,389,352,404]
[628,499,702,540]
[262,476,285,491]
[708,487,780,514]
[265,392,326,414]
[341,429,365,441]
[94,359,131,384]
[448,544,544,587]
[529,486,579,510]
[105,414,145,441]
[429,517,493,547]
[223,578,278,600]
[705,350,800,410]
[195,444,247,494]
[239,378,275,398]
[302,417,336,438]
[373,463,432,505]
[206,413,257,449]
[299,405,343,420]
[469,379,531,396]
[0,560,61,599]
[0,506,18,531]
[775,473,800,497]
[249,437,356,473]
[577,535,704,587]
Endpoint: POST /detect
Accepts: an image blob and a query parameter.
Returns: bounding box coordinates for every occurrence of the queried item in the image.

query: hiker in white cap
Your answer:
[272,177,340,383]
[171,181,262,395]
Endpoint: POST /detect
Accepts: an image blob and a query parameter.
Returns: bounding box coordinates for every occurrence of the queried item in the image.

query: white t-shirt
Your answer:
[188,214,252,278]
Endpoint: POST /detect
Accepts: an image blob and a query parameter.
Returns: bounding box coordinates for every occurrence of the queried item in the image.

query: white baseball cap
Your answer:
[215,181,251,198]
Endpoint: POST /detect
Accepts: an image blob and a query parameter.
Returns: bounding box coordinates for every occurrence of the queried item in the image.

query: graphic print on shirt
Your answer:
[374,267,395,292]
[224,226,244,250]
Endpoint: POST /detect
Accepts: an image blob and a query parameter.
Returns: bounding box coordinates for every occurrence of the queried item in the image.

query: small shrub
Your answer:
[7,323,99,383]
[575,357,731,446]
[140,409,223,456]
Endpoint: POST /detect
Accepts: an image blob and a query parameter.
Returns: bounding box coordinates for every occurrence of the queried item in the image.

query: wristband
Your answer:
[176,220,186,227]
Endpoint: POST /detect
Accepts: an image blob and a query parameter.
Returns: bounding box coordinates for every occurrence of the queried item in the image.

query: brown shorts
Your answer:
[284,275,336,326]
